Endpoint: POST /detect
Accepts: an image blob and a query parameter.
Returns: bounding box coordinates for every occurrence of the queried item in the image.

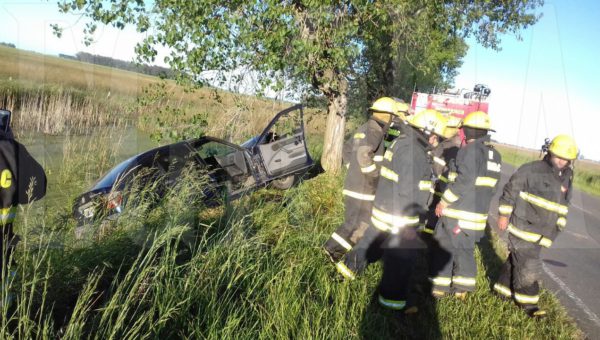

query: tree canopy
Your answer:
[55,0,543,172]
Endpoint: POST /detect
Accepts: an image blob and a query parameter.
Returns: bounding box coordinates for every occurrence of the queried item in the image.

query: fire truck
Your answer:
[411,84,491,119]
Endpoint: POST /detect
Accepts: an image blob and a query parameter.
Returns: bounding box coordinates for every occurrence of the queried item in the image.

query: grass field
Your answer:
[0,46,586,338]
[495,143,600,197]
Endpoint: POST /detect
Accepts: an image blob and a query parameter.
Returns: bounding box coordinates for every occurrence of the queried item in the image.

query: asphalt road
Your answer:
[490,162,600,339]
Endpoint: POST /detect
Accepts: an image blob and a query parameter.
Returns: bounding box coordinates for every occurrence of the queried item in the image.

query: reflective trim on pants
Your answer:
[342,189,375,201]
[507,224,552,248]
[493,283,512,297]
[331,232,352,251]
[514,292,539,305]
[378,295,406,310]
[335,262,356,280]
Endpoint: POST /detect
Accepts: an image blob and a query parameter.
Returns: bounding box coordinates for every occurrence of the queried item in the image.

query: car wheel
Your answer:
[271,175,295,190]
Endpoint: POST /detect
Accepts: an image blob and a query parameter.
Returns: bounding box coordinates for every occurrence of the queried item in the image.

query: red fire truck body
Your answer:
[410,85,491,139]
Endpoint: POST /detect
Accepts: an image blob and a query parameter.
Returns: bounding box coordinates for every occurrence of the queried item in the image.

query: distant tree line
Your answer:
[59,52,174,79]
[0,42,16,48]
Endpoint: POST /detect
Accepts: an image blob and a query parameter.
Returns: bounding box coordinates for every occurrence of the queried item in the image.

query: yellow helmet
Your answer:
[408,109,447,137]
[549,134,578,160]
[463,111,494,131]
[370,97,397,115]
[442,116,462,138]
[394,100,409,121]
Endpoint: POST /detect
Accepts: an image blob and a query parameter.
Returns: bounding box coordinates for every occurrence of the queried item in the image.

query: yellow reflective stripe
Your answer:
[493,283,512,297]
[457,220,486,231]
[433,156,446,167]
[419,180,433,191]
[448,172,458,182]
[430,276,452,287]
[438,175,449,183]
[371,215,393,233]
[453,276,476,287]
[475,176,498,187]
[342,189,375,201]
[372,207,420,228]
[442,189,459,203]
[345,163,350,169]
[443,208,487,223]
[335,262,356,280]
[380,166,398,183]
[331,233,352,251]
[373,155,384,163]
[499,204,513,215]
[383,150,393,161]
[507,224,553,248]
[378,295,406,310]
[0,206,17,224]
[422,227,434,234]
[557,217,567,228]
[514,292,539,305]
[354,132,366,139]
[519,192,569,215]
[361,164,377,174]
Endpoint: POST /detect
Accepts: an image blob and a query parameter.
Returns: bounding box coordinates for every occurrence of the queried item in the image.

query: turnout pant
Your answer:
[324,195,373,262]
[430,216,484,293]
[493,235,543,309]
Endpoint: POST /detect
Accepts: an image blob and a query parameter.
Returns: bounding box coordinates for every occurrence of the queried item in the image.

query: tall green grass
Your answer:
[1,172,582,338]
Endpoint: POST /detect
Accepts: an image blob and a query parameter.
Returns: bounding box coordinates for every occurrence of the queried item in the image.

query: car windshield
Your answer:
[92,156,137,190]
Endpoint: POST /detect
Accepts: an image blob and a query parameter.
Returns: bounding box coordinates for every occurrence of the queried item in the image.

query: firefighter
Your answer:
[323,97,406,263]
[0,109,47,270]
[423,116,463,236]
[430,111,501,299]
[493,135,577,318]
[337,109,447,313]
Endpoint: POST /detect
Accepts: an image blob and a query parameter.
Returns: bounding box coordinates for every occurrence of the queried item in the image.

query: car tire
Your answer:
[270,175,295,190]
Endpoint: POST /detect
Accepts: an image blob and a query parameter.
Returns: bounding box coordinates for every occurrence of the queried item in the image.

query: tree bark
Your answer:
[320,85,347,174]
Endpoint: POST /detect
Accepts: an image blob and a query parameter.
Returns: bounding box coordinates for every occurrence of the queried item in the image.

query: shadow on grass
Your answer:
[359,235,445,340]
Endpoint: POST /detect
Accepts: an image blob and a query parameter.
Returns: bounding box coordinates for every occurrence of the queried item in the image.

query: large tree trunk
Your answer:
[320,89,347,174]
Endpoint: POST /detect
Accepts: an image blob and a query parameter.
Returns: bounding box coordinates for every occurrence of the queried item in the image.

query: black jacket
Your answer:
[371,126,432,232]
[441,135,502,231]
[0,132,46,224]
[341,118,387,201]
[498,158,572,247]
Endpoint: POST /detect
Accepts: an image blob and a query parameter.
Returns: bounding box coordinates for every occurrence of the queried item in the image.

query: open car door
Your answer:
[254,104,312,180]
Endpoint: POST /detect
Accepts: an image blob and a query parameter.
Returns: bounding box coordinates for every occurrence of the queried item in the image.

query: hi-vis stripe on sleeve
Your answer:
[384,150,393,162]
[557,216,567,228]
[519,192,568,215]
[442,189,459,203]
[361,164,377,174]
[499,204,513,215]
[475,176,498,187]
[354,132,366,139]
[380,166,398,182]
[419,180,433,191]
[373,155,384,162]
[448,171,458,182]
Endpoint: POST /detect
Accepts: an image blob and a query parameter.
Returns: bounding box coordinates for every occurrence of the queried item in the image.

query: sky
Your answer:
[1,1,599,160]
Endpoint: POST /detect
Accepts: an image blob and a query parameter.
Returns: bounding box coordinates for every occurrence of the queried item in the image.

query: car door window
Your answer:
[192,140,249,182]
[257,105,310,177]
